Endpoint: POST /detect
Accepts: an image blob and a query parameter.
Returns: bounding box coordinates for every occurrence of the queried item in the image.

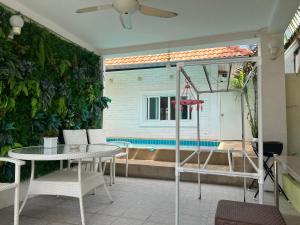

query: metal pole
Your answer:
[197,89,243,94]
[257,59,264,204]
[203,66,213,92]
[274,154,279,208]
[181,68,199,93]
[197,93,201,200]
[182,56,260,67]
[175,63,182,225]
[241,93,246,202]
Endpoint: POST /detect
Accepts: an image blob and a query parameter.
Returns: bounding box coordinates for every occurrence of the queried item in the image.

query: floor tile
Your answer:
[88,214,118,225]
[0,177,299,225]
[110,218,144,225]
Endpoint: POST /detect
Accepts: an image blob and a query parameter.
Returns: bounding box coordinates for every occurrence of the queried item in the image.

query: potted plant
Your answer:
[43,114,61,148]
[43,131,58,148]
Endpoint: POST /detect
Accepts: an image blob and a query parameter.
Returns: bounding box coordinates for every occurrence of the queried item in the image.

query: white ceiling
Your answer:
[2,0,299,55]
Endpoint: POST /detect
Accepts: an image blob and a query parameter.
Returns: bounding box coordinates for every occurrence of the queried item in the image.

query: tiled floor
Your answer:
[0,177,299,225]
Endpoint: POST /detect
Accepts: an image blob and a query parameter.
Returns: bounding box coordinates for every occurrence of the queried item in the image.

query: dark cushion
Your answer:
[215,200,286,225]
[251,141,283,157]
[263,142,283,157]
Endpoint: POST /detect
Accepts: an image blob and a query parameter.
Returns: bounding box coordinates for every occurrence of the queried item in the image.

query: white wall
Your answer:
[259,33,288,154]
[103,65,252,140]
[286,74,300,155]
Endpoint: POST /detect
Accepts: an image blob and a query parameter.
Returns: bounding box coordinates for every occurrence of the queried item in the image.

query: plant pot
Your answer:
[43,137,58,148]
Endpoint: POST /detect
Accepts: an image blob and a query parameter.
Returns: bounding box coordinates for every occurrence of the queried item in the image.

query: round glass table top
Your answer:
[8,144,121,161]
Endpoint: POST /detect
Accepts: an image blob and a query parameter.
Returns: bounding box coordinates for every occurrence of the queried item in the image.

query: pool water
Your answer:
[107,138,220,151]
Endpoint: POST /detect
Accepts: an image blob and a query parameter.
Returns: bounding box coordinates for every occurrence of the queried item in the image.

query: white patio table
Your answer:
[8,144,121,225]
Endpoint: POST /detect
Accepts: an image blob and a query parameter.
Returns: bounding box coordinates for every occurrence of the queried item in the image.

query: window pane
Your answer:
[146,98,148,120]
[181,96,188,120]
[181,105,188,119]
[149,97,159,120]
[160,97,168,120]
[170,97,175,120]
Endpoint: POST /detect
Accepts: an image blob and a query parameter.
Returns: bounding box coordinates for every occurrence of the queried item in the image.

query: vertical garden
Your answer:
[0,5,110,180]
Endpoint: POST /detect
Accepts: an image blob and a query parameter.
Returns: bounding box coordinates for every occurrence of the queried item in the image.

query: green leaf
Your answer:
[31,97,40,117]
[38,36,46,70]
[55,97,68,117]
[6,97,16,111]
[59,59,71,76]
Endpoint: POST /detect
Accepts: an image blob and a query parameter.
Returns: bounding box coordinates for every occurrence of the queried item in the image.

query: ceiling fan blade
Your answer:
[120,13,132,30]
[139,5,178,18]
[76,4,113,13]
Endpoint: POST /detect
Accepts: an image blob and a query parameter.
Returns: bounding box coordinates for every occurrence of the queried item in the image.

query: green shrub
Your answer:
[0,5,111,181]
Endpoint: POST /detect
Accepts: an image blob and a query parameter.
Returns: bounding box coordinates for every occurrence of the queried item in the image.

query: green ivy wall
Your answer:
[0,5,110,181]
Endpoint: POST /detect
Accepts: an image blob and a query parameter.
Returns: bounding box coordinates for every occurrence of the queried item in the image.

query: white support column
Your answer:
[241,93,246,202]
[257,55,264,204]
[197,93,201,200]
[175,63,182,225]
[259,32,287,153]
[257,31,287,203]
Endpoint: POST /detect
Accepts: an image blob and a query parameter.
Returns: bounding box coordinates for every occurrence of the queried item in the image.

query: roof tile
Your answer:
[105,46,253,66]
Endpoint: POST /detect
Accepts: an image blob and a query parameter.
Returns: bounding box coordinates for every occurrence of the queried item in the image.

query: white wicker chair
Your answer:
[63,130,113,183]
[87,129,129,183]
[63,129,88,145]
[0,157,25,225]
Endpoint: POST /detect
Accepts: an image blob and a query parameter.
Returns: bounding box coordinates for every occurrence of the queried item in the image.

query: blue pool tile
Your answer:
[106,138,220,148]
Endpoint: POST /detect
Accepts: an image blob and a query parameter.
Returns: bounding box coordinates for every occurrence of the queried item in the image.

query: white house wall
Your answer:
[103,65,251,140]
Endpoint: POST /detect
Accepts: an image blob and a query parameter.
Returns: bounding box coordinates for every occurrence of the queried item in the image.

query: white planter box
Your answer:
[43,137,58,148]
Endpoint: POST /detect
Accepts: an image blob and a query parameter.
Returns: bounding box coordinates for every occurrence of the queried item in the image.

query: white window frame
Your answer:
[140,91,195,127]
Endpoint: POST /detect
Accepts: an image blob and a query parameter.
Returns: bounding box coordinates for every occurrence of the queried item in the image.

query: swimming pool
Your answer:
[107,138,220,151]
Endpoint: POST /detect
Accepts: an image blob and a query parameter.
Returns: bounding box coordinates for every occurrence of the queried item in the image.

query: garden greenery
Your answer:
[0,5,111,181]
[231,62,258,138]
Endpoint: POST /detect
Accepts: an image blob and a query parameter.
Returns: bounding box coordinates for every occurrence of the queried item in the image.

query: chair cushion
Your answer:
[263,142,283,157]
[215,200,286,225]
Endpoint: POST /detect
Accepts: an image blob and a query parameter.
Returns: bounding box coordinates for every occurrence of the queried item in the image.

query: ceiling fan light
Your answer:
[9,15,24,35]
[10,15,24,28]
[113,0,139,14]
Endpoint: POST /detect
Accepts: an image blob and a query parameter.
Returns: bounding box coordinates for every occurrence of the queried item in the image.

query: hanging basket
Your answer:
[172,81,204,112]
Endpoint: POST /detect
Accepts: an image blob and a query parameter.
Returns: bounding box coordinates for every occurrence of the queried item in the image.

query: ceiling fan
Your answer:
[76,0,178,30]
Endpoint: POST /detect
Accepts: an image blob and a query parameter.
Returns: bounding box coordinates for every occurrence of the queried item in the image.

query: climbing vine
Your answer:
[0,5,111,181]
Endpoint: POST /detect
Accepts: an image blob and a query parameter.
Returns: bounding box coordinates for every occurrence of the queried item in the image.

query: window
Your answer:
[145,95,192,121]
[147,97,159,120]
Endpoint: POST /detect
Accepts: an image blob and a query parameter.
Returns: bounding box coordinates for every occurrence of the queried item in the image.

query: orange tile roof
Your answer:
[105,46,253,66]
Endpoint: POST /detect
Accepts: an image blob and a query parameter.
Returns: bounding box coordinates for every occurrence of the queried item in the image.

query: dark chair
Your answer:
[249,141,288,200]
[215,200,286,225]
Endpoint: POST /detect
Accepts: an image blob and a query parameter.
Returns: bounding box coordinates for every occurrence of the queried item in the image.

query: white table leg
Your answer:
[79,196,85,225]
[78,160,86,225]
[98,157,113,202]
[274,154,279,208]
[102,175,113,203]
[113,155,116,184]
[125,153,128,177]
[14,163,21,225]
[19,160,35,214]
[110,159,113,186]
[92,158,96,195]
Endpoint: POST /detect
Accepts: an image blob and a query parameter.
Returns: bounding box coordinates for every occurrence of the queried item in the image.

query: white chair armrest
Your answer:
[108,141,131,148]
[0,157,25,166]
